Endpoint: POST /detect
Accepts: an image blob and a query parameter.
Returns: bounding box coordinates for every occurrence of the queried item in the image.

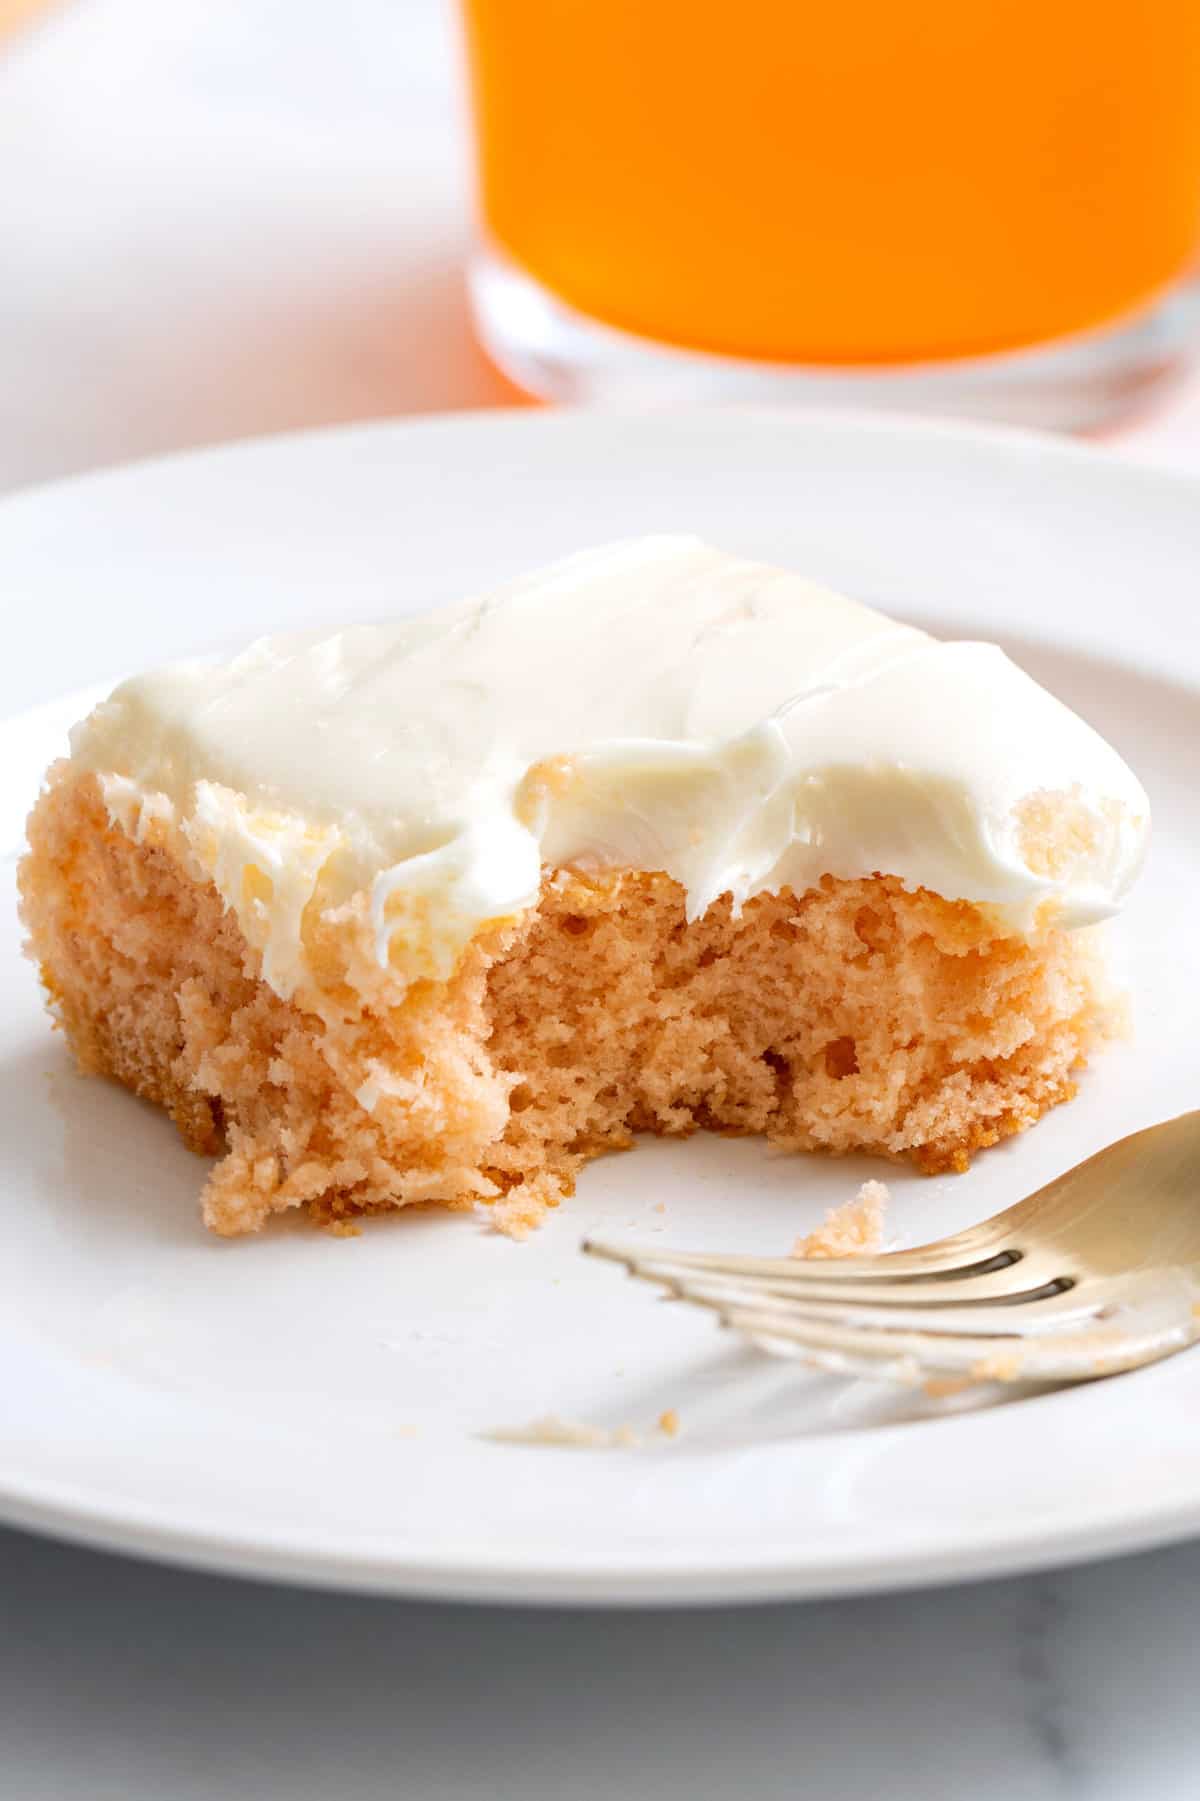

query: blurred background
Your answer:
[0,0,521,493]
[2,0,1200,498]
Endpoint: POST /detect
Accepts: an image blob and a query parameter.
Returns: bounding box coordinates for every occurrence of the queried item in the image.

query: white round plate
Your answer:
[1,410,1196,1604]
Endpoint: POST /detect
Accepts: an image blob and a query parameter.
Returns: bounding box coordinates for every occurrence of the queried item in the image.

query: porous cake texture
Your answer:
[21,764,1111,1238]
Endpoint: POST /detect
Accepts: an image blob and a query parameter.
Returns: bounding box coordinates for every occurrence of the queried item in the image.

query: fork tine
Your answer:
[582,1237,1050,1307]
[663,1275,1103,1338]
[583,1236,1007,1282]
[583,1113,1200,1385]
[716,1299,1193,1383]
[584,1240,1200,1384]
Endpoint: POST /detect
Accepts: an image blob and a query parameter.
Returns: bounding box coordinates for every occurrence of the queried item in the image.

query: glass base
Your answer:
[469,245,1200,434]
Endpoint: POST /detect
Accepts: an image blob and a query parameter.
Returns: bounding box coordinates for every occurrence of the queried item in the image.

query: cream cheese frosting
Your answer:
[69,536,1150,1000]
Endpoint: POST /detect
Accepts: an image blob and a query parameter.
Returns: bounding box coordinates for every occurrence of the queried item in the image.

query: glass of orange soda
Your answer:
[459,0,1200,429]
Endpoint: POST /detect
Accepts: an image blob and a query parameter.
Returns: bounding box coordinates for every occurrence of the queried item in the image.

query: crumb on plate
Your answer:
[792,1180,890,1259]
[481,1413,640,1449]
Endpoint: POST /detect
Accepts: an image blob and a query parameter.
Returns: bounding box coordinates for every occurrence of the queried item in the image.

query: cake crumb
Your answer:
[482,1188,554,1240]
[483,1413,640,1449]
[657,1408,680,1438]
[792,1180,890,1259]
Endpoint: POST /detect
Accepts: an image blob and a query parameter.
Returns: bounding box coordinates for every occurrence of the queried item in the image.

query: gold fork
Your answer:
[583,1113,1200,1386]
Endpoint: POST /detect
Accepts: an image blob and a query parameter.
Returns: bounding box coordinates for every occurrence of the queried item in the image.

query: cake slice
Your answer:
[20,537,1149,1237]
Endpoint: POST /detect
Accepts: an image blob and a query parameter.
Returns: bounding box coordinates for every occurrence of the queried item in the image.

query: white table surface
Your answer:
[3,3,1200,1797]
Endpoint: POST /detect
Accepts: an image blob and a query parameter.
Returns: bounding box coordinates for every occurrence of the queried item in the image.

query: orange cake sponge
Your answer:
[21,764,1113,1237]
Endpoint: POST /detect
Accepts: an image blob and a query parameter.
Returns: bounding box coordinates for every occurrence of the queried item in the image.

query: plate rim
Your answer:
[4,398,1199,506]
[3,1428,1200,1605]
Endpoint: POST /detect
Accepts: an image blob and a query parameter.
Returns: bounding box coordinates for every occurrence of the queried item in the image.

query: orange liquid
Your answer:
[461,1,1200,364]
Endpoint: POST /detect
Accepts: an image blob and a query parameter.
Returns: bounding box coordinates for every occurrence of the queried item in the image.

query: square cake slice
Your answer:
[20,537,1149,1236]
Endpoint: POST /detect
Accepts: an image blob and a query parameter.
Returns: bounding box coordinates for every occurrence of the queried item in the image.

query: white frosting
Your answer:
[70,537,1150,999]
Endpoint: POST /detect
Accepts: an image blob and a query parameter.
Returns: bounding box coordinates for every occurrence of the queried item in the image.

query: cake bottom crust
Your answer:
[21,769,1114,1236]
